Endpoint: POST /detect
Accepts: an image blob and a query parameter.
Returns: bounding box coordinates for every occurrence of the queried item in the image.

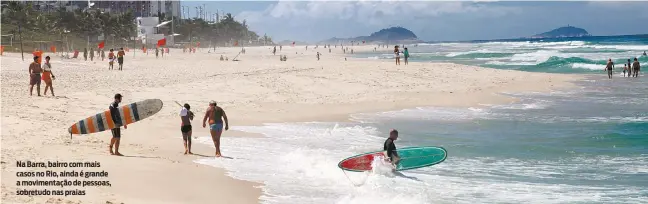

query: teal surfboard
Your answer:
[338,146,447,172]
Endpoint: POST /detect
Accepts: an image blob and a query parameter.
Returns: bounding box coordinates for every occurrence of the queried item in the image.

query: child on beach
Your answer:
[624,64,629,77]
[180,103,195,155]
[41,56,55,96]
[404,48,410,65]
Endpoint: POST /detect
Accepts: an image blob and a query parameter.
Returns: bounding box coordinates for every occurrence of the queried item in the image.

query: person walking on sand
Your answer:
[108,49,115,70]
[117,48,125,70]
[101,49,105,61]
[90,48,95,61]
[109,94,127,156]
[28,56,43,96]
[317,52,321,61]
[202,101,229,157]
[632,57,641,78]
[394,46,401,65]
[384,129,401,169]
[180,103,195,154]
[41,56,56,96]
[83,48,88,61]
[404,47,410,65]
[273,46,277,55]
[605,58,614,79]
[155,47,159,58]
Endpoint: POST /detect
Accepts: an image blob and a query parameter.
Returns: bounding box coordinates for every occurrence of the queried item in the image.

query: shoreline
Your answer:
[2,45,582,204]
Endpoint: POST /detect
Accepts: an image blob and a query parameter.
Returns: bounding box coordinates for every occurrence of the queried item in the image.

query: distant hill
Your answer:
[320,27,421,44]
[530,26,590,39]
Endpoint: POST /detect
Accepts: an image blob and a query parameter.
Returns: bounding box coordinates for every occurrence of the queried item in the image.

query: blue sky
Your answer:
[181,1,648,42]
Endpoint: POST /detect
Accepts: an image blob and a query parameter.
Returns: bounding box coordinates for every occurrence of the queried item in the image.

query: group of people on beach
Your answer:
[394,45,410,65]
[27,47,126,96]
[28,55,55,96]
[82,47,126,70]
[106,94,229,157]
[605,56,641,79]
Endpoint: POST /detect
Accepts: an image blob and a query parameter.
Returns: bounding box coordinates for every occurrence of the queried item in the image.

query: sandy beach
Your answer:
[1,44,580,203]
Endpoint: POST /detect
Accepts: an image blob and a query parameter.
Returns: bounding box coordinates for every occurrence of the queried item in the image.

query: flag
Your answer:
[0,46,4,55]
[98,41,105,49]
[50,45,56,53]
[157,38,166,46]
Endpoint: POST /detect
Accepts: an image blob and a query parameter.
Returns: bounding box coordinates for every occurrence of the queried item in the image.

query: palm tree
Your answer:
[3,1,34,61]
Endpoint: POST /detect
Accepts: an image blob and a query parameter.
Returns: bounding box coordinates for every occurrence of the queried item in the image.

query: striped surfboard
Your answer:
[68,99,163,134]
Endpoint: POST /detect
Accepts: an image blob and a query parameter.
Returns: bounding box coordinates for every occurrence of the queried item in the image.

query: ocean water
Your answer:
[195,36,648,204]
[359,35,648,73]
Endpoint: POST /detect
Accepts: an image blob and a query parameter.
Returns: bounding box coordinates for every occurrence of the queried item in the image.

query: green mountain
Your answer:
[530,26,590,38]
[321,26,420,43]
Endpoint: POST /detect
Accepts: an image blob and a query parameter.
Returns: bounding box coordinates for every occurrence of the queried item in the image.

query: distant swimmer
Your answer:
[117,48,125,70]
[643,51,647,56]
[180,103,195,155]
[203,101,229,157]
[605,59,614,79]
[632,58,641,78]
[109,94,127,156]
[28,56,42,96]
[41,56,56,96]
[384,129,400,169]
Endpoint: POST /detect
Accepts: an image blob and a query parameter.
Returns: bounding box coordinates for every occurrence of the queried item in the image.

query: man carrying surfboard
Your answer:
[202,101,229,157]
[384,129,401,168]
[109,94,127,156]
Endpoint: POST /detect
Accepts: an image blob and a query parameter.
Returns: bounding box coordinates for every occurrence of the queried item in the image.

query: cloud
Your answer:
[239,1,519,27]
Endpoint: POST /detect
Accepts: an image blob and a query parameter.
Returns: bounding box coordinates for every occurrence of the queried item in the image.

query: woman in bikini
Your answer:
[108,49,115,70]
[41,56,56,96]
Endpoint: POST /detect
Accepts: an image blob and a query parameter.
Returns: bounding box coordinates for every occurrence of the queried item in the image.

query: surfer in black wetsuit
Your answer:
[109,93,127,156]
[384,129,400,168]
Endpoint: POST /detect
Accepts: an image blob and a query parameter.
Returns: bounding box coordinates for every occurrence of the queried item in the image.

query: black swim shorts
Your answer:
[181,125,192,133]
[111,128,121,138]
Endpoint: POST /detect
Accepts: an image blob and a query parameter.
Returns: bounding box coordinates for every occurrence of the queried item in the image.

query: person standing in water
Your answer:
[605,59,614,79]
[180,103,195,155]
[384,129,400,168]
[403,47,410,65]
[202,101,229,157]
[109,94,127,156]
[643,51,646,56]
[117,48,125,70]
[28,56,42,96]
[41,56,56,96]
[632,57,641,78]
[627,59,633,77]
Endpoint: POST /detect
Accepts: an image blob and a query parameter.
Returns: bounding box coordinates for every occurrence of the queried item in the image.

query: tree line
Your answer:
[1,1,273,55]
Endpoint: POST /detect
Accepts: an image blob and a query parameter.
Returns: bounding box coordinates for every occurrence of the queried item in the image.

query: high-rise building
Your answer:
[26,1,181,18]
